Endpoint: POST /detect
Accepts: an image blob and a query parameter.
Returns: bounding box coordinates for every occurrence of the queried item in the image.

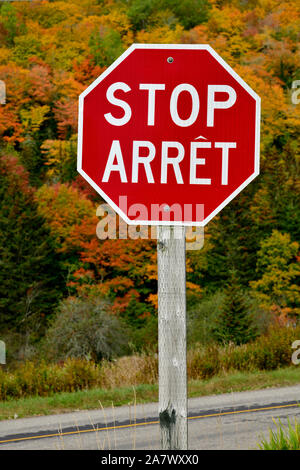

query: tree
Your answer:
[0,0,299,347]
[41,136,78,183]
[127,0,211,31]
[250,230,300,321]
[213,271,257,345]
[35,182,98,257]
[194,186,261,294]
[0,155,63,333]
[89,26,125,67]
[0,2,19,47]
[42,297,130,362]
[165,0,211,30]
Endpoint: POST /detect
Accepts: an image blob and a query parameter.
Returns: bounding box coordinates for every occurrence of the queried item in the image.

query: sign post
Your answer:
[0,340,5,365]
[157,225,187,449]
[77,44,260,450]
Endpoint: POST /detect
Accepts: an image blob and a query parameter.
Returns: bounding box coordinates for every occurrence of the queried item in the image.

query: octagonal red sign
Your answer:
[77,44,260,226]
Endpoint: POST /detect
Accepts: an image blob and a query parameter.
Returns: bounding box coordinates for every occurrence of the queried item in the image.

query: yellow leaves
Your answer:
[20,105,50,132]
[207,6,246,38]
[52,70,84,100]
[0,48,11,65]
[258,0,289,14]
[97,9,134,47]
[250,230,300,318]
[233,64,288,154]
[41,136,77,181]
[136,24,184,44]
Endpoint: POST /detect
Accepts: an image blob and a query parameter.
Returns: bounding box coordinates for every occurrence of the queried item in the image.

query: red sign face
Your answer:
[77,44,260,226]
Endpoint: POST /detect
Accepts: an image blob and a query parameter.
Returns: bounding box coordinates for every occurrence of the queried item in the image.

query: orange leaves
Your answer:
[80,237,154,275]
[0,104,23,143]
[180,25,208,44]
[53,99,78,139]
[27,64,54,104]
[72,232,156,314]
[0,61,83,142]
[0,63,29,142]
[73,56,103,85]
[36,183,98,253]
[35,181,156,316]
[0,0,299,329]
[51,71,84,138]
[0,155,31,195]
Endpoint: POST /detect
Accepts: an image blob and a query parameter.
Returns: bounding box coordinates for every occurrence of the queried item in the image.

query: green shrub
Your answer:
[221,343,256,373]
[188,344,221,379]
[212,272,258,346]
[189,325,300,377]
[62,358,100,392]
[187,291,225,346]
[0,359,101,400]
[42,297,130,362]
[249,326,298,370]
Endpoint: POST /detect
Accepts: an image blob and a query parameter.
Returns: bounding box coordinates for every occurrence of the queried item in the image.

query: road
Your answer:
[0,385,299,450]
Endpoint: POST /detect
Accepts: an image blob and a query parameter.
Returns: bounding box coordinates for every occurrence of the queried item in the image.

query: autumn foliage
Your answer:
[0,0,299,362]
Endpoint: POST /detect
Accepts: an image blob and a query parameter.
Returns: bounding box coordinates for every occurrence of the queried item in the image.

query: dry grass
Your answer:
[99,355,158,389]
[1,325,300,402]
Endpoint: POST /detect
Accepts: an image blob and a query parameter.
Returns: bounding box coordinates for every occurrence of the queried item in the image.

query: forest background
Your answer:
[0,0,299,382]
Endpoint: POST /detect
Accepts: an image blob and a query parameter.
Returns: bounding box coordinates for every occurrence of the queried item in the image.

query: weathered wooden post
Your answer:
[157,225,187,450]
[0,80,6,105]
[0,340,6,365]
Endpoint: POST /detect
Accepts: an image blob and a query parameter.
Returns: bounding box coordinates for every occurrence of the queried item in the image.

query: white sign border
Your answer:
[77,44,260,227]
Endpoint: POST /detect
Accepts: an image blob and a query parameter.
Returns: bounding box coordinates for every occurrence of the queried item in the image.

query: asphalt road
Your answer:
[0,385,299,450]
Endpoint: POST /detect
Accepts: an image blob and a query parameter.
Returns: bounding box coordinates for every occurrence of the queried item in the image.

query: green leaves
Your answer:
[127,0,211,31]
[0,3,18,47]
[89,27,125,67]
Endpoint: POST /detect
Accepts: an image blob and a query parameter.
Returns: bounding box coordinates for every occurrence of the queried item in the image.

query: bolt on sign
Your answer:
[77,44,260,226]
[77,44,260,450]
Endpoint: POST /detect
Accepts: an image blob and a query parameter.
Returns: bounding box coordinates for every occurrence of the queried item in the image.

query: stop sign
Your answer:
[77,44,260,226]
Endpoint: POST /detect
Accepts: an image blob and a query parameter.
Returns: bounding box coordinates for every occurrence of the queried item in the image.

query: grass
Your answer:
[258,417,300,450]
[0,366,299,421]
